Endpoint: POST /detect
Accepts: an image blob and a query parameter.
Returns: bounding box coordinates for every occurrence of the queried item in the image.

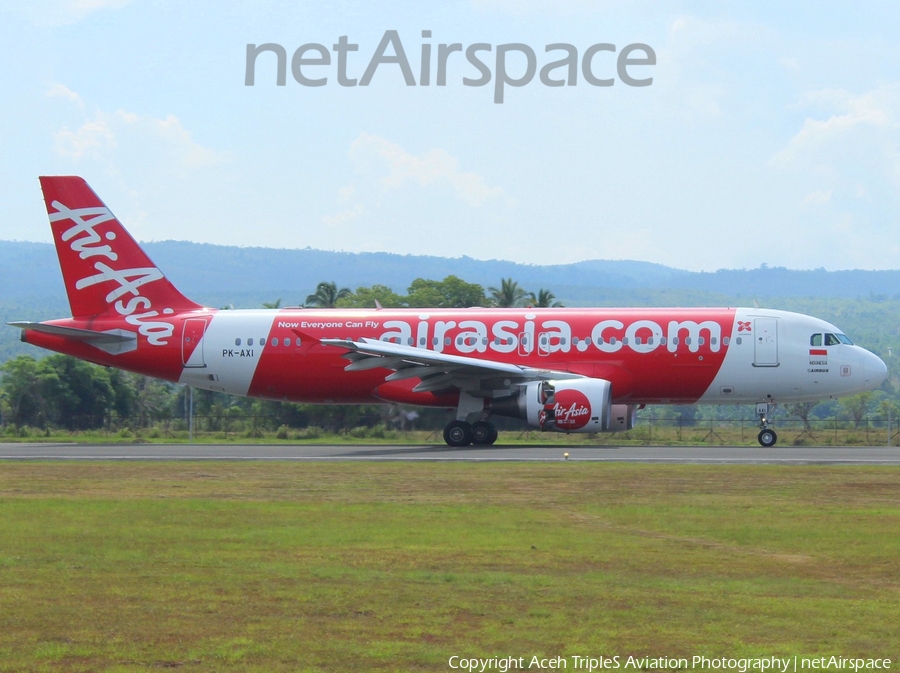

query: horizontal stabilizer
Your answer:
[8,321,138,355]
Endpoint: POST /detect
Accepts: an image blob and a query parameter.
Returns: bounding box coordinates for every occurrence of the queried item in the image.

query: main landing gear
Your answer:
[443,420,498,447]
[755,401,777,447]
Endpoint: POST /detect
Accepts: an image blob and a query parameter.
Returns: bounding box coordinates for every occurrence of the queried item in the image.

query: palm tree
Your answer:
[528,289,563,308]
[488,278,527,307]
[262,298,282,309]
[305,281,351,308]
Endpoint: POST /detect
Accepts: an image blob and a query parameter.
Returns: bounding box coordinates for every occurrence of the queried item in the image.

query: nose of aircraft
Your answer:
[862,350,888,390]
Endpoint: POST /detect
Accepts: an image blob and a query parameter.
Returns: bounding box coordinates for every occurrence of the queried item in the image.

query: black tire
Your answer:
[758,429,777,447]
[443,421,473,447]
[472,421,497,446]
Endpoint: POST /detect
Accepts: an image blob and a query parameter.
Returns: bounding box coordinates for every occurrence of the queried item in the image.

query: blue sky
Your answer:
[2,0,899,272]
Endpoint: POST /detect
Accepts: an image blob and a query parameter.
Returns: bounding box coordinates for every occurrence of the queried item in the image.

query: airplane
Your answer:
[9,176,889,447]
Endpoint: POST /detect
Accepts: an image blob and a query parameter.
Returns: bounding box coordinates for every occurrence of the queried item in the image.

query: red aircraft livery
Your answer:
[10,177,888,447]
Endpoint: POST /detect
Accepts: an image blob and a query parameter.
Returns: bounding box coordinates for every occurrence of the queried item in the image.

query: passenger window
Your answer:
[825,333,840,346]
[723,337,730,346]
[235,338,241,346]
[660,337,666,345]
[247,338,254,346]
[711,337,717,345]
[698,337,705,345]
[685,337,691,345]
[596,337,604,345]
[635,337,642,345]
[261,338,266,346]
[647,337,653,345]
[736,337,742,345]
[419,337,426,346]
[622,338,628,345]
[810,334,823,347]
[672,337,679,345]
[408,337,414,345]
[272,337,279,346]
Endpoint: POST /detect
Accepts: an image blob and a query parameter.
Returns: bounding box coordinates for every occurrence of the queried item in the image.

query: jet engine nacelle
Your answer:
[606,404,638,432]
[523,379,612,433]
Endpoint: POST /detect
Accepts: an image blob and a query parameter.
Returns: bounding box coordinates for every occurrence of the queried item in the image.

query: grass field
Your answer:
[0,462,898,672]
[4,423,899,447]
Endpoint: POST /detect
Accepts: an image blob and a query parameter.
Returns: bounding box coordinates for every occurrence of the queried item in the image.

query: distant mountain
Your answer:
[3,239,898,305]
[3,239,898,364]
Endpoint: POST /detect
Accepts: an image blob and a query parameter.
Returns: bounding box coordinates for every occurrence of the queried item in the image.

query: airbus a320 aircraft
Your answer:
[10,177,888,447]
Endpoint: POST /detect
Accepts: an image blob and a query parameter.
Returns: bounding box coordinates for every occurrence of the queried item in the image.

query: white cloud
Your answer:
[313,134,516,259]
[0,0,132,26]
[800,189,832,210]
[651,16,755,121]
[145,114,230,169]
[54,116,116,160]
[470,0,609,13]
[323,203,365,227]
[46,83,84,107]
[53,106,230,171]
[347,133,509,207]
[774,86,896,166]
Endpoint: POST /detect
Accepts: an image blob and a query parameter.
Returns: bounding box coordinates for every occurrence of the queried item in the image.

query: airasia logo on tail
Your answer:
[50,200,175,346]
[553,389,592,430]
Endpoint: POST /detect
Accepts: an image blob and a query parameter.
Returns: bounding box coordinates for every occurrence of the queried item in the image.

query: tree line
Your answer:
[262,276,563,310]
[1,276,897,435]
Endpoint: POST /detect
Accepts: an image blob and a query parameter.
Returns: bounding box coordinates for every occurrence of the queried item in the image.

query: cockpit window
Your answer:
[810,333,822,347]
[824,333,841,346]
[836,333,853,345]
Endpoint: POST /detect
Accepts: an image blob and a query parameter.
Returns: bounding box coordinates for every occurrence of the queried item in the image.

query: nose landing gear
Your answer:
[757,427,778,447]
[756,402,778,447]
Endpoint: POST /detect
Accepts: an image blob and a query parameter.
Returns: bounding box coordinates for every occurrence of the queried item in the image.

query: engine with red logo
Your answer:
[492,378,636,433]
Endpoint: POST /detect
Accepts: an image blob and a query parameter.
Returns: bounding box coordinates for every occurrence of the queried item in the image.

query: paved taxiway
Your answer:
[1,443,900,464]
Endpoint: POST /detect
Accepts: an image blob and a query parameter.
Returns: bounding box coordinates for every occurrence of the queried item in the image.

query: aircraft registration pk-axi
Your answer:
[10,177,888,447]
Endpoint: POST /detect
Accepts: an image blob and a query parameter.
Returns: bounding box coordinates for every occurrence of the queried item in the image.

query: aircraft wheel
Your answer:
[757,429,777,447]
[472,421,497,446]
[444,421,473,447]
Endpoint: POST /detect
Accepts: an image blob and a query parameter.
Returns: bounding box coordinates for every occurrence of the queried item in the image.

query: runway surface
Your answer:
[2,442,900,464]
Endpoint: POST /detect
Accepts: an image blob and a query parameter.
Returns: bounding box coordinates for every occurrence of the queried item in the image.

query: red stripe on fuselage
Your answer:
[246,308,737,406]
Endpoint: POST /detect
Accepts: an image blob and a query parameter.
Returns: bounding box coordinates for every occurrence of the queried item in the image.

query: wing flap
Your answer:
[320,336,583,392]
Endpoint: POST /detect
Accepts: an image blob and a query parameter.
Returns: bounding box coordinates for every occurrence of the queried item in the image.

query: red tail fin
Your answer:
[39,176,202,319]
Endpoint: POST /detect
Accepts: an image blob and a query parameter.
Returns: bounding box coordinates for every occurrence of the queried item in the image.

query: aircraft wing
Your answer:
[320,336,583,393]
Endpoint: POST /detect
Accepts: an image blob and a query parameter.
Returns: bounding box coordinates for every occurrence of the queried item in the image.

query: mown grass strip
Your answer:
[0,462,897,672]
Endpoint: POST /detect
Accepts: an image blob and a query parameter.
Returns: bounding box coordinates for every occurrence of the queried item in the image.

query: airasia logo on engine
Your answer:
[553,389,592,430]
